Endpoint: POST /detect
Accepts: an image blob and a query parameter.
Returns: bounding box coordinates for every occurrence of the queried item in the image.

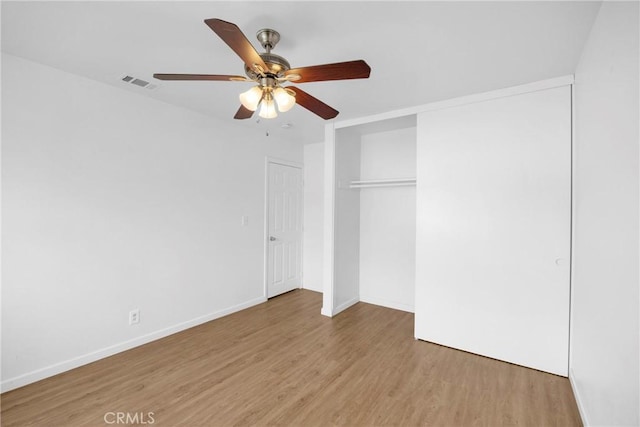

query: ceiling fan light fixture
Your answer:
[259,93,278,119]
[239,86,263,111]
[273,87,296,112]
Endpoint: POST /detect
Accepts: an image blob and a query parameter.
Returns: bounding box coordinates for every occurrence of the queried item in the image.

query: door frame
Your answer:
[264,157,304,299]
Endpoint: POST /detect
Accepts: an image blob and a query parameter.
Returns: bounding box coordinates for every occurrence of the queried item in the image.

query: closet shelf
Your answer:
[349,178,416,189]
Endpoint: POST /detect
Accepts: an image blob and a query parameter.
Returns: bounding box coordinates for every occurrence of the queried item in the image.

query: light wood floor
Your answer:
[1,289,581,426]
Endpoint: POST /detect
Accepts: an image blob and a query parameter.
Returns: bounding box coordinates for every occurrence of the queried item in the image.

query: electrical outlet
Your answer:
[129,309,140,325]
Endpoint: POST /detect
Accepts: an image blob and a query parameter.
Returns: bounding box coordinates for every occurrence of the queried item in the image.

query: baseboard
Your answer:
[359,295,414,313]
[301,283,323,293]
[0,296,267,393]
[301,286,323,295]
[332,297,359,316]
[569,368,589,426]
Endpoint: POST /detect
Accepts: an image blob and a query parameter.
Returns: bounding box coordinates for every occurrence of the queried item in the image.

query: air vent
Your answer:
[120,75,158,90]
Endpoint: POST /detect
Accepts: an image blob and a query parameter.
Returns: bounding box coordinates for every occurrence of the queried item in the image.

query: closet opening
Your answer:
[332,115,417,315]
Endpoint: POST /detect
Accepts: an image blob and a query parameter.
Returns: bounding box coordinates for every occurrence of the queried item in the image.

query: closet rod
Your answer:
[350,178,416,185]
[349,177,416,189]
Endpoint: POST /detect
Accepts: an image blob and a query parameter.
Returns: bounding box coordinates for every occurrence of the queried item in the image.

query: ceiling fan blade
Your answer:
[153,74,249,81]
[204,18,268,75]
[285,60,371,83]
[288,87,338,120]
[234,105,254,120]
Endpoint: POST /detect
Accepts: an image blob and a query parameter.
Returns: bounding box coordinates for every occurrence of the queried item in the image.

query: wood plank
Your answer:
[1,290,582,426]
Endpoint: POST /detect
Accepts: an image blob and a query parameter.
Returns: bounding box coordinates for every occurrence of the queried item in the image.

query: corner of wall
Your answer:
[569,369,590,426]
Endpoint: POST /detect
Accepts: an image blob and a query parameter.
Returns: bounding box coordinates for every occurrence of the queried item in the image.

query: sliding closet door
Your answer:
[415,86,571,376]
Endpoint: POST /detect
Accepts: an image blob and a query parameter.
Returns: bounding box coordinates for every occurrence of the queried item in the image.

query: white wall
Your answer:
[571,2,639,425]
[333,128,361,312]
[359,127,416,312]
[1,53,302,391]
[302,143,324,292]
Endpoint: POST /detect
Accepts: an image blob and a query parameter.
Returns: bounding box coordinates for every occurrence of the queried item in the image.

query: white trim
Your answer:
[335,75,575,129]
[0,296,267,393]
[321,124,336,317]
[264,159,270,299]
[569,369,589,426]
[264,157,304,299]
[359,295,414,313]
[569,82,577,382]
[332,297,359,316]
[568,82,586,426]
[334,105,422,130]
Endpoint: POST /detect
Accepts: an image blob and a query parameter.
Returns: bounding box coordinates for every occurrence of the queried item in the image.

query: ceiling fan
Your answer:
[154,18,371,120]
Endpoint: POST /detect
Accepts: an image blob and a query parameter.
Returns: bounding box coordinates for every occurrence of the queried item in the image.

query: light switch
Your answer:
[241,216,249,226]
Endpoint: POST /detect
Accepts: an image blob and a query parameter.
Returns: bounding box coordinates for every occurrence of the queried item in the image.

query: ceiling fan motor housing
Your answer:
[245,52,291,79]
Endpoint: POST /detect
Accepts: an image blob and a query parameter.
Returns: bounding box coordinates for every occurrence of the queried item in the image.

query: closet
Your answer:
[327,116,418,315]
[323,77,572,376]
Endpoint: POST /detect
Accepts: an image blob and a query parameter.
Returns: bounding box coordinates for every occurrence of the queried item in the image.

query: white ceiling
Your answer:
[1,1,601,144]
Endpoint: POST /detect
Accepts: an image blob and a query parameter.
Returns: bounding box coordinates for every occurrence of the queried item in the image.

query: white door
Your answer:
[267,162,303,298]
[415,86,571,376]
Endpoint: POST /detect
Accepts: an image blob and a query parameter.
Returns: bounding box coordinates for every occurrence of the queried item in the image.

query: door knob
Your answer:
[270,236,277,241]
